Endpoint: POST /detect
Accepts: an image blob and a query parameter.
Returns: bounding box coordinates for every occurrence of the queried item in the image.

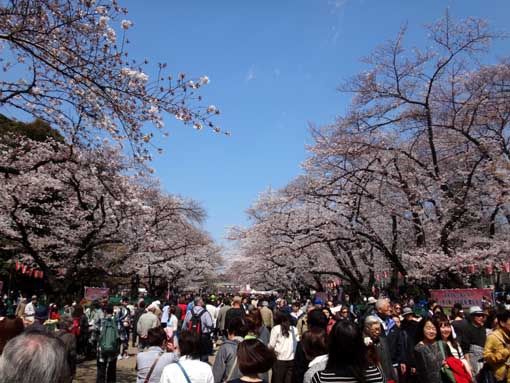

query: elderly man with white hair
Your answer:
[364,315,397,382]
[374,298,401,379]
[0,331,72,383]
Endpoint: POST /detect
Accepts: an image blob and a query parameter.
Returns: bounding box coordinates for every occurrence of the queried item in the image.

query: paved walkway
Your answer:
[75,347,137,382]
[75,344,217,382]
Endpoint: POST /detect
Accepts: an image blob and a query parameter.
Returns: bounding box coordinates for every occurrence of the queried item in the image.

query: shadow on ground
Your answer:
[75,353,137,382]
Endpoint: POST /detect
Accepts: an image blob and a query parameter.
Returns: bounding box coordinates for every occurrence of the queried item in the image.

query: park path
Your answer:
[75,345,137,382]
[75,344,217,382]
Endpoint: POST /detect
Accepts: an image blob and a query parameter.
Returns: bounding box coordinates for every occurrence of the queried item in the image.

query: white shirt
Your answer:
[169,314,178,332]
[447,341,465,360]
[161,305,170,324]
[304,355,328,383]
[205,304,218,327]
[269,325,298,361]
[290,310,303,320]
[24,302,35,317]
[160,356,214,383]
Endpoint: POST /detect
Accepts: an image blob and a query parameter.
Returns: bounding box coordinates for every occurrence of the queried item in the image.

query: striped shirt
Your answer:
[311,365,384,383]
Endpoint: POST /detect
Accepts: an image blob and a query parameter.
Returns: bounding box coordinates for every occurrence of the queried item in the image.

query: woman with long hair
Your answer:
[269,311,298,383]
[413,318,447,383]
[435,314,473,379]
[311,320,384,383]
[322,308,336,335]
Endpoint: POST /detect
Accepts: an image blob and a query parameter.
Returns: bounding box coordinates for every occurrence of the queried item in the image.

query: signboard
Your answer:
[430,288,493,308]
[84,287,109,301]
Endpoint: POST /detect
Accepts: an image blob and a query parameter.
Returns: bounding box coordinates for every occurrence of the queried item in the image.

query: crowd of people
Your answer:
[0,291,509,383]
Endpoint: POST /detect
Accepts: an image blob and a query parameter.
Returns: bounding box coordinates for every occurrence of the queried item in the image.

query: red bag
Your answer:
[445,356,471,383]
[71,318,81,337]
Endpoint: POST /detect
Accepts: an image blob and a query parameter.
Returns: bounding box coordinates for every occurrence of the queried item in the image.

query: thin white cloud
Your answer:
[331,25,341,44]
[273,68,281,77]
[245,66,256,82]
[328,0,348,14]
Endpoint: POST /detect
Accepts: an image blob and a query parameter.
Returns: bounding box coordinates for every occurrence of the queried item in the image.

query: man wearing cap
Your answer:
[454,306,488,377]
[363,296,377,318]
[24,295,37,323]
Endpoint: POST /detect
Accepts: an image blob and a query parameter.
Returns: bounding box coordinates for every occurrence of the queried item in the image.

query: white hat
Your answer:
[367,297,377,305]
[469,306,486,316]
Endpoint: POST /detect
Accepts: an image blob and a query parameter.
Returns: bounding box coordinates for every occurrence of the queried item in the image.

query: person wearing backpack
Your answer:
[182,297,215,362]
[96,304,120,383]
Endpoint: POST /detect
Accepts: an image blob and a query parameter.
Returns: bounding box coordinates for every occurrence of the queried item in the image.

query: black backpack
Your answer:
[187,309,206,336]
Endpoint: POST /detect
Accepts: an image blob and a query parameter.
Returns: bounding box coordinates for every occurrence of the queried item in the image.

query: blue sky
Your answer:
[122,0,510,245]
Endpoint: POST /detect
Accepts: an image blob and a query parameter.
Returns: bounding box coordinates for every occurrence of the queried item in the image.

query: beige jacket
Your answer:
[483,328,510,383]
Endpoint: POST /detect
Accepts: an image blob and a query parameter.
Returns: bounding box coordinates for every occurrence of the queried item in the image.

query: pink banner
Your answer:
[430,288,493,308]
[84,287,109,301]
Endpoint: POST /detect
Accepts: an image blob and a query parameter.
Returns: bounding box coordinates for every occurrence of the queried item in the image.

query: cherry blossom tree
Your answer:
[0,0,222,161]
[0,128,218,295]
[231,15,510,290]
[227,185,386,293]
[306,14,510,286]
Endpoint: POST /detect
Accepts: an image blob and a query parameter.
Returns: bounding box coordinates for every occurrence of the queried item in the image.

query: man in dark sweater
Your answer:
[452,305,487,376]
[224,296,245,331]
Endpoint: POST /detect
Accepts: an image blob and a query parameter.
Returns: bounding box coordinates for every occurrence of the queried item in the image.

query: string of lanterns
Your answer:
[14,261,44,279]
